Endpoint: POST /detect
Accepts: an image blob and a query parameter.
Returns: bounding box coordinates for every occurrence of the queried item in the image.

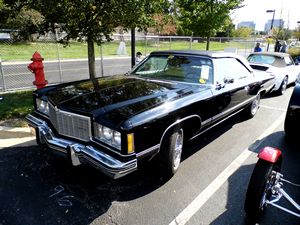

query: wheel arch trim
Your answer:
[158,115,201,153]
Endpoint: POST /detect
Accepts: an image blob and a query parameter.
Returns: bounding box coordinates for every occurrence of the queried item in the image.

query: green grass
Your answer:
[0,39,250,61]
[0,90,34,121]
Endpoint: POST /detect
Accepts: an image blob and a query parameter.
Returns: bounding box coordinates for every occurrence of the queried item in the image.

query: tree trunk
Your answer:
[87,38,96,80]
[87,38,100,90]
[206,36,210,50]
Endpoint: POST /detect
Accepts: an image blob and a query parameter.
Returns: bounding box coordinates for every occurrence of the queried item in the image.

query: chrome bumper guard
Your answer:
[26,114,137,179]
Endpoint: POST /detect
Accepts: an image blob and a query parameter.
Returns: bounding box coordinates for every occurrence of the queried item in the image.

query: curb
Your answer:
[0,126,35,139]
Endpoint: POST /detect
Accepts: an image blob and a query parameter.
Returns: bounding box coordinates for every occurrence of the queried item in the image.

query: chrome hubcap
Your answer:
[173,130,183,170]
[251,95,260,115]
[281,77,288,93]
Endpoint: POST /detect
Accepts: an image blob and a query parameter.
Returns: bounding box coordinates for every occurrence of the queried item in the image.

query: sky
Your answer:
[231,0,300,31]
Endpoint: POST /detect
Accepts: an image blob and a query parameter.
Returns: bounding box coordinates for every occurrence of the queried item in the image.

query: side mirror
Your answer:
[224,77,234,84]
[295,59,299,66]
[215,82,225,90]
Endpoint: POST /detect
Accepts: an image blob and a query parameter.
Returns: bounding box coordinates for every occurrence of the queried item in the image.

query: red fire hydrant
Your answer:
[28,51,48,89]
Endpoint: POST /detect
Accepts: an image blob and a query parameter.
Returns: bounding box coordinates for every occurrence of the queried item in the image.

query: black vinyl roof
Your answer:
[248,52,290,58]
[150,50,241,58]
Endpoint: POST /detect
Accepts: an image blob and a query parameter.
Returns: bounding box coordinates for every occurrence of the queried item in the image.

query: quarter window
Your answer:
[284,56,293,66]
[214,58,251,84]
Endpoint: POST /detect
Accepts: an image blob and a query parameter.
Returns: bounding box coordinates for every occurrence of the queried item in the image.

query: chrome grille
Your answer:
[49,104,91,141]
[49,103,58,129]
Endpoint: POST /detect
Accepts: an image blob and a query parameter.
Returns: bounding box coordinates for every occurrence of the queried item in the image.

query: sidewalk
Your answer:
[0,125,35,148]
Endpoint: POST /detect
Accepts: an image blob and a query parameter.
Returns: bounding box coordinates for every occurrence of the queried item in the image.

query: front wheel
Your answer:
[160,129,184,178]
[244,159,281,221]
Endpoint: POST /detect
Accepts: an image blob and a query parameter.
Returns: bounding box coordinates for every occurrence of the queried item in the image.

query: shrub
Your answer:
[288,47,300,61]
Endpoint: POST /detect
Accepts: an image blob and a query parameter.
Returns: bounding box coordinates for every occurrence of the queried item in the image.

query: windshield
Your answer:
[247,54,276,65]
[131,54,214,85]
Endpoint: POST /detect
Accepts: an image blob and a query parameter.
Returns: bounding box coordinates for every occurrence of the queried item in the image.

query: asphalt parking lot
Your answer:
[0,87,299,225]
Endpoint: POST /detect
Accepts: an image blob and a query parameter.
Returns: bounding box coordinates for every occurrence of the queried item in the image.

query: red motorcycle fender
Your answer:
[258,146,282,163]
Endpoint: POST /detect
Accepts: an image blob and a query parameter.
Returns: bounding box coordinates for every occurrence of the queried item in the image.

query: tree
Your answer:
[28,0,165,80]
[216,17,235,37]
[232,27,252,38]
[272,28,292,41]
[8,7,44,41]
[0,0,10,28]
[294,29,300,41]
[0,1,44,41]
[176,0,244,50]
[149,14,177,35]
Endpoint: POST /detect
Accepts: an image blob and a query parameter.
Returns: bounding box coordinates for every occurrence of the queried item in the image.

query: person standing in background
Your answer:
[280,41,288,53]
[254,43,262,52]
[274,40,281,52]
[135,52,143,64]
[254,42,262,52]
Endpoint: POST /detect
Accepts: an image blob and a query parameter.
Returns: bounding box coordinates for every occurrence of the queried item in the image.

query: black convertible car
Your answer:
[26,50,274,179]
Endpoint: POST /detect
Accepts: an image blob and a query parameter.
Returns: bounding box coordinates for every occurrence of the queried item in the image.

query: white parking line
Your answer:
[260,104,287,112]
[169,113,286,225]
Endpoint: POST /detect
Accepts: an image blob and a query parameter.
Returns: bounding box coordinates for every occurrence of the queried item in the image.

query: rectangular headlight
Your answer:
[36,98,49,115]
[95,124,121,150]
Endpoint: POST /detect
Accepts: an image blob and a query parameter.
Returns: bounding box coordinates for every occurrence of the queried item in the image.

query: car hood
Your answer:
[46,75,208,127]
[249,63,272,71]
[250,63,288,76]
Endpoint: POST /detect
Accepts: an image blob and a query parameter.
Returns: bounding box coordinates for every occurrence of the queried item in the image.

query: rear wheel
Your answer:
[245,93,260,118]
[160,129,184,178]
[244,159,281,221]
[278,76,288,95]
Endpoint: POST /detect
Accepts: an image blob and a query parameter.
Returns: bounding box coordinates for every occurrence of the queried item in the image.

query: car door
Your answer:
[284,55,299,83]
[210,57,254,122]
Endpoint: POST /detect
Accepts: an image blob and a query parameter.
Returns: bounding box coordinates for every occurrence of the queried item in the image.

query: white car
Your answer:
[247,52,300,95]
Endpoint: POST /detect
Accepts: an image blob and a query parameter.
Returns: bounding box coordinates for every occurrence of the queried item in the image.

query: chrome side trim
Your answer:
[190,107,244,140]
[136,144,160,159]
[190,95,257,140]
[26,114,137,179]
[211,95,255,121]
[201,118,210,126]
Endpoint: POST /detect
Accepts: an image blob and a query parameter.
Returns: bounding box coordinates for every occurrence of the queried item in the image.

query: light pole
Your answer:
[266,10,275,51]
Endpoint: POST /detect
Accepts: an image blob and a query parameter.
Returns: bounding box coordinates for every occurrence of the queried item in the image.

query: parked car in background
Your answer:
[247,52,300,95]
[26,50,274,179]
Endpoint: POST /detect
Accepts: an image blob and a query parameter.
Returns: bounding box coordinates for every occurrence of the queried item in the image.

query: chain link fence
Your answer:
[0,35,266,92]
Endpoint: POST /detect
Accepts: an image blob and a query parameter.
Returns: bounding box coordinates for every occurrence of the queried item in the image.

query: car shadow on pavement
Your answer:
[0,143,168,225]
[209,131,300,225]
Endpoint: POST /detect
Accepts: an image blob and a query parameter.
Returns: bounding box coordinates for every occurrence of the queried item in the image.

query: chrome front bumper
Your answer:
[26,114,137,179]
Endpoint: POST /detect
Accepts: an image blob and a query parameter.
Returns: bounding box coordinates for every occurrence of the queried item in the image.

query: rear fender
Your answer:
[258,146,282,163]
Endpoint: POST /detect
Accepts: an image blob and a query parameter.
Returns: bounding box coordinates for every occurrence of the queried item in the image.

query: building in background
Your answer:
[264,19,284,32]
[237,21,256,30]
